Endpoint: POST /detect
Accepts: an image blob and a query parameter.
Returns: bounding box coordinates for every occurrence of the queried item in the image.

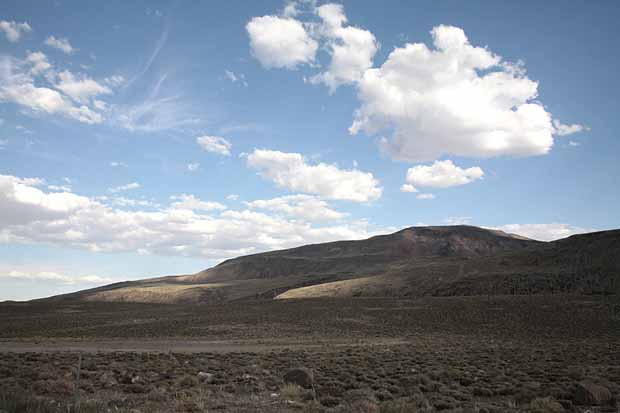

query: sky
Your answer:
[1,0,618,300]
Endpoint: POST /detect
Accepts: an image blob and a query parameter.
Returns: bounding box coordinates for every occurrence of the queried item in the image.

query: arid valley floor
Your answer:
[1,295,619,412]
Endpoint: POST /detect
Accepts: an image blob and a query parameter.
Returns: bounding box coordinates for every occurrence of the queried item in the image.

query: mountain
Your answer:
[41,226,620,304]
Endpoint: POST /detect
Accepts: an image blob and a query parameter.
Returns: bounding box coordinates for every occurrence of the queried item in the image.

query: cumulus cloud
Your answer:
[197,135,232,156]
[400,184,417,193]
[47,184,72,192]
[309,3,379,91]
[25,52,52,75]
[170,194,226,211]
[553,119,589,136]
[0,174,384,260]
[247,15,318,69]
[55,70,111,103]
[493,223,589,242]
[108,182,141,193]
[404,160,483,189]
[187,162,200,171]
[0,56,104,124]
[349,25,564,161]
[248,6,585,162]
[246,194,346,221]
[247,149,382,202]
[44,35,75,54]
[0,20,31,42]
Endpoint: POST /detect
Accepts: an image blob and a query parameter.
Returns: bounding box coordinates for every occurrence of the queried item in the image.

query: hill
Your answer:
[39,226,620,304]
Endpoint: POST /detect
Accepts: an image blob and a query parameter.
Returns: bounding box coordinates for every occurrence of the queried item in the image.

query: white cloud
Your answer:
[416,193,435,200]
[0,56,104,124]
[0,174,384,260]
[553,119,589,136]
[225,70,247,86]
[246,194,346,221]
[0,20,31,42]
[225,70,238,82]
[100,196,156,208]
[226,194,240,201]
[108,182,141,193]
[25,52,52,75]
[568,140,580,147]
[44,35,75,54]
[47,184,72,192]
[309,3,379,92]
[103,75,125,87]
[170,194,226,211]
[247,15,318,69]
[197,135,232,156]
[349,25,560,162]
[55,70,111,103]
[187,162,200,171]
[404,160,484,189]
[492,223,589,242]
[400,184,417,193]
[247,149,382,202]
[0,270,112,285]
[109,161,127,168]
[444,216,472,225]
[113,96,199,133]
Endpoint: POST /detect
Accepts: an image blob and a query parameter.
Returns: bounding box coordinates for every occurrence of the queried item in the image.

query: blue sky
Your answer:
[1,0,618,300]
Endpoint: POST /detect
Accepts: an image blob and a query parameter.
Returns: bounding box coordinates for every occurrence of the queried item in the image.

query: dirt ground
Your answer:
[0,295,619,412]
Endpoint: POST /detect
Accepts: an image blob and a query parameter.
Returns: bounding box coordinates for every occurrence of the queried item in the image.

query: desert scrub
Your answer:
[0,389,122,413]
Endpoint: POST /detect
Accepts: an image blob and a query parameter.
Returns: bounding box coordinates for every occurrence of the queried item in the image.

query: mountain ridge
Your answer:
[33,225,620,304]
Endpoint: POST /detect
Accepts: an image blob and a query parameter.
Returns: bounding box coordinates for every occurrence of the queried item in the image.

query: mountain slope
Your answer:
[42,226,620,304]
[178,225,537,283]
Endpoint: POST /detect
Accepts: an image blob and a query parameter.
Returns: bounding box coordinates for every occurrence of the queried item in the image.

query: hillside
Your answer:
[41,226,620,304]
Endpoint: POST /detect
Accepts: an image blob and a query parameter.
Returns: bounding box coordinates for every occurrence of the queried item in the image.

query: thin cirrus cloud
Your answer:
[247,149,383,203]
[108,182,141,193]
[197,135,232,156]
[416,193,435,200]
[248,3,588,163]
[0,20,31,42]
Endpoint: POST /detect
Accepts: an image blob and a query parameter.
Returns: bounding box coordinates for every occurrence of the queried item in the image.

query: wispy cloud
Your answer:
[124,25,169,89]
[44,36,76,54]
[108,182,141,193]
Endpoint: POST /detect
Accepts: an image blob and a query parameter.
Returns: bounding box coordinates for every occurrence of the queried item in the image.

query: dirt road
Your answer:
[0,337,408,353]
